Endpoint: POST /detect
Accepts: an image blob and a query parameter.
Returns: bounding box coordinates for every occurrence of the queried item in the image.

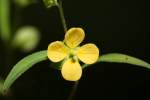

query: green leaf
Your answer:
[0,0,11,43]
[2,50,48,92]
[50,61,62,70]
[83,53,150,69]
[43,0,58,8]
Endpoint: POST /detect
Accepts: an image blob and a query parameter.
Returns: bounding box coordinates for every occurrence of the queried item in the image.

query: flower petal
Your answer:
[77,43,99,64]
[65,28,85,48]
[47,41,68,62]
[61,59,82,81]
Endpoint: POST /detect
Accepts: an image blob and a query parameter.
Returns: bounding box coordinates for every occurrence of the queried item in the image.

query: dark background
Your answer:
[0,0,150,100]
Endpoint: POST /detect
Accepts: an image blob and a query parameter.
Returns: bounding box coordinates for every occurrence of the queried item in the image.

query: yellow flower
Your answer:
[47,28,99,81]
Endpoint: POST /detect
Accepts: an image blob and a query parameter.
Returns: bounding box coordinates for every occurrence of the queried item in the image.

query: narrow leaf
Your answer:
[83,53,150,69]
[3,50,48,91]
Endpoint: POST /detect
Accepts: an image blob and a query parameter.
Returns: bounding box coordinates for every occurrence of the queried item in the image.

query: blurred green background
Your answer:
[0,0,150,100]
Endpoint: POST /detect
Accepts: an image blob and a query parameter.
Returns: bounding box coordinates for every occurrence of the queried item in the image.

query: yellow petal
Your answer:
[47,41,68,62]
[77,43,99,64]
[61,59,82,81]
[65,28,85,48]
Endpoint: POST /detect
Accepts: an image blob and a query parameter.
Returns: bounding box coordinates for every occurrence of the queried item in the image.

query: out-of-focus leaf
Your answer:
[15,0,36,7]
[12,26,40,52]
[83,53,150,69]
[0,0,11,43]
[43,0,58,8]
[2,50,48,92]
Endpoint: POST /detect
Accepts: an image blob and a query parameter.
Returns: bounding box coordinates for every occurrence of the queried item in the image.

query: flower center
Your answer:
[69,48,77,62]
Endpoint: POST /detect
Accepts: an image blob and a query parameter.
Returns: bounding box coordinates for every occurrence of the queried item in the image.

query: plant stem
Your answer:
[57,0,67,32]
[0,0,13,78]
[57,1,79,100]
[67,81,79,100]
[0,0,11,43]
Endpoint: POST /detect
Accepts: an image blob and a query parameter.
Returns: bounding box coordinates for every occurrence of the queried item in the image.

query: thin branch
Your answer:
[67,81,79,100]
[57,0,67,32]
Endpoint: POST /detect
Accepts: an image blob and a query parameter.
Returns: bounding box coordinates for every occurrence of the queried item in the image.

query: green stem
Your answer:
[57,1,78,100]
[0,0,11,43]
[0,0,13,78]
[67,81,79,100]
[57,0,67,32]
